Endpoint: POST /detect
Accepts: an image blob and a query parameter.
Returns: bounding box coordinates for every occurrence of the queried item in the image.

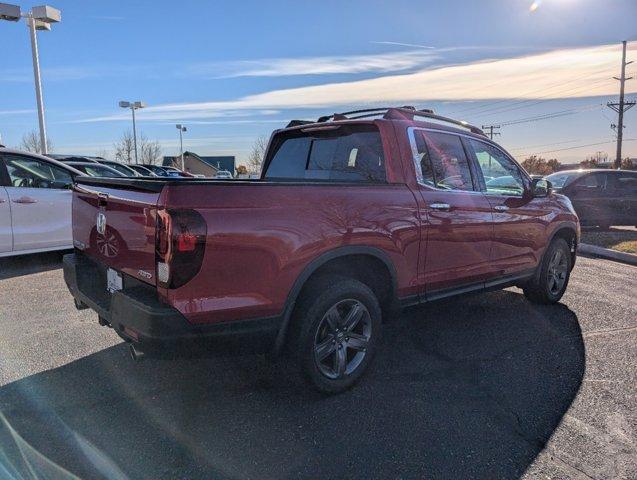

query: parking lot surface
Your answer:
[0,252,635,479]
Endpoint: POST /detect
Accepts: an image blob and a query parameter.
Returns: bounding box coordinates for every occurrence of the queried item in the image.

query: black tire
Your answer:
[292,275,381,394]
[523,238,572,304]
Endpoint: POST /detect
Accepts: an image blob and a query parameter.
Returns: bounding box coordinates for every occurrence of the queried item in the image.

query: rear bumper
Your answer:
[63,252,281,350]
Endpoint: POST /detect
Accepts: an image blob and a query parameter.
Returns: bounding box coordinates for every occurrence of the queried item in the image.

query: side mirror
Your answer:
[531,178,551,198]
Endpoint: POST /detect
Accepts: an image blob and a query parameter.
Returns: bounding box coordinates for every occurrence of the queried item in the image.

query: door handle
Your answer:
[13,196,37,204]
[429,203,451,211]
[493,205,509,211]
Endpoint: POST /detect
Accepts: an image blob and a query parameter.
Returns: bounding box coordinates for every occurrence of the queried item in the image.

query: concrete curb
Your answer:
[578,243,637,266]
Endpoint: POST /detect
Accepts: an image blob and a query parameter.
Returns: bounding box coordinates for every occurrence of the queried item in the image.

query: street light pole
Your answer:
[119,101,145,164]
[176,124,186,170]
[27,16,47,154]
[131,106,138,164]
[1,4,61,155]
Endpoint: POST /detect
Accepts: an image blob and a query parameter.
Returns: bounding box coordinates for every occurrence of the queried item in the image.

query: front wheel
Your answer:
[523,238,572,304]
[293,276,381,394]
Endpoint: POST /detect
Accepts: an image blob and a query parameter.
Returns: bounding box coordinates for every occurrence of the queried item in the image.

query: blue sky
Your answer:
[1,0,636,165]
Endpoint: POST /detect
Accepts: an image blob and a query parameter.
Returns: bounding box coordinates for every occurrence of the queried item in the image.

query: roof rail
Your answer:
[314,106,486,137]
[285,119,314,128]
[317,106,424,123]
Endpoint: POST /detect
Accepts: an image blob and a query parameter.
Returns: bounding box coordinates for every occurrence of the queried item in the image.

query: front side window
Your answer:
[468,139,525,196]
[411,130,474,191]
[573,173,607,189]
[4,155,72,189]
[264,125,386,182]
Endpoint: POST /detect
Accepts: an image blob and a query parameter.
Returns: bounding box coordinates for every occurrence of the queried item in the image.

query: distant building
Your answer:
[163,152,236,177]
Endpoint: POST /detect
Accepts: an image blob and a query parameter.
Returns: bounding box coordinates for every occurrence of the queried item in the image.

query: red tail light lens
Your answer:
[176,231,197,252]
[155,208,206,289]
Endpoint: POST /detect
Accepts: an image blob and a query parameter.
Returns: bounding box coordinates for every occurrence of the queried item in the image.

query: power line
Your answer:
[508,139,584,151]
[496,103,601,127]
[515,138,636,157]
[447,66,615,117]
[469,76,613,119]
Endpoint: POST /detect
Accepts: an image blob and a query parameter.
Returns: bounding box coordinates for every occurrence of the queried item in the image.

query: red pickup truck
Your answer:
[63,107,579,393]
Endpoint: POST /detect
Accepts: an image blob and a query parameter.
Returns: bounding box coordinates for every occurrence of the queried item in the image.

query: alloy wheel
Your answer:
[313,299,372,380]
[547,249,568,295]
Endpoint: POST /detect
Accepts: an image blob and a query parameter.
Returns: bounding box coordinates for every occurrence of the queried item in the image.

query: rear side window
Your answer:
[615,173,637,190]
[411,130,474,191]
[264,125,386,182]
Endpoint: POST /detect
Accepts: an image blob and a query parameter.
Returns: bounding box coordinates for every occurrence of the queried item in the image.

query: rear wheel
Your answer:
[523,238,572,304]
[292,276,381,394]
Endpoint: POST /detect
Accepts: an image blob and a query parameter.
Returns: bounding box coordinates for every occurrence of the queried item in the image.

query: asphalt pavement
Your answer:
[0,252,635,479]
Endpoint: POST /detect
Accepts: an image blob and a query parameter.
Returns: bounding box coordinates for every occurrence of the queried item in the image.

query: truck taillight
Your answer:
[155,209,206,289]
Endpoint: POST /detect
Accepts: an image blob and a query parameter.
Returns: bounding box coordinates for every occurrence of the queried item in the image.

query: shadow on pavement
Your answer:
[0,250,68,280]
[0,289,585,479]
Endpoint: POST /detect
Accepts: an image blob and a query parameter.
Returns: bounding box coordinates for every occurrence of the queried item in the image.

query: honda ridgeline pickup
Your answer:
[63,107,580,393]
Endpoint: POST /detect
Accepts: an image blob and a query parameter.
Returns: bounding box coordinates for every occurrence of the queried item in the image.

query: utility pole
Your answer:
[482,125,501,140]
[607,40,635,169]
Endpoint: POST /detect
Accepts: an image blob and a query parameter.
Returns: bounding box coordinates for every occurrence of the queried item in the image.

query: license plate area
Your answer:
[107,268,123,293]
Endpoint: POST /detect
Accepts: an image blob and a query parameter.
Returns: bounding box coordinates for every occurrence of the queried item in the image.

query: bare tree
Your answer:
[20,130,52,154]
[247,135,268,174]
[113,130,135,163]
[580,151,608,169]
[114,130,162,164]
[95,149,111,160]
[139,134,162,165]
[521,155,561,175]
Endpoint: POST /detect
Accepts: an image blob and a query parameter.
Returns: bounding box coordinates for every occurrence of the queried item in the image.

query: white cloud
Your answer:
[370,41,436,49]
[184,50,438,79]
[0,65,150,82]
[0,109,34,115]
[80,42,637,123]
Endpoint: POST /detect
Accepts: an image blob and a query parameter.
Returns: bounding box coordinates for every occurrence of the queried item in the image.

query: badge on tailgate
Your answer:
[107,268,123,293]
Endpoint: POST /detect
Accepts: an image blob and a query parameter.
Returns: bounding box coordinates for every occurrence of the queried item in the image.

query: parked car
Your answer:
[95,159,140,177]
[63,107,579,393]
[140,164,171,176]
[127,164,157,177]
[1,148,85,257]
[163,166,195,177]
[65,161,126,178]
[214,170,234,179]
[546,169,637,229]
[48,154,101,164]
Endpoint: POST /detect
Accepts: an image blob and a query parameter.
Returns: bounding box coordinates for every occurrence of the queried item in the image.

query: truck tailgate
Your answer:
[72,179,161,286]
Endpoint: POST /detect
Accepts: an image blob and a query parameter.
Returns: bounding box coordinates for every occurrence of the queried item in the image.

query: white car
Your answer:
[0,148,84,258]
[214,170,233,179]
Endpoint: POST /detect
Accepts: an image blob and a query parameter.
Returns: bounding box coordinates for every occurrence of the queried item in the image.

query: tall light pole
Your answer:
[1,3,62,155]
[176,124,187,170]
[119,101,145,163]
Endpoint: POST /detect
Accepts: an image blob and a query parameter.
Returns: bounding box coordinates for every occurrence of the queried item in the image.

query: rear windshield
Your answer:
[264,124,386,182]
[102,162,135,176]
